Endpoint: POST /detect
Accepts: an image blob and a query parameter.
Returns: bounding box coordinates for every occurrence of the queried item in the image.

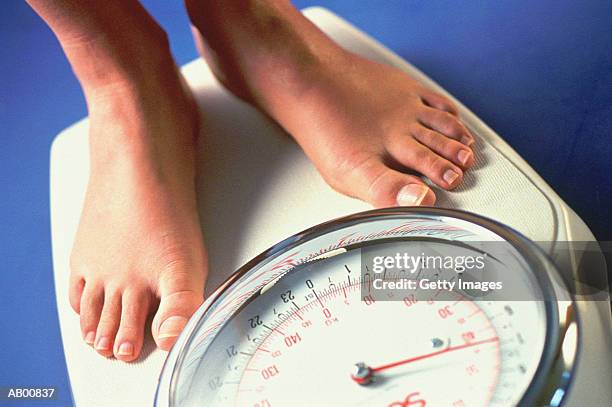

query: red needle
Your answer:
[371,336,499,373]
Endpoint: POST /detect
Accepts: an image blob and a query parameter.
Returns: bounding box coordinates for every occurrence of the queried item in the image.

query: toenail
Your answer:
[443,169,459,185]
[95,336,111,351]
[396,184,429,206]
[462,136,474,146]
[117,342,133,356]
[158,316,189,339]
[84,331,95,345]
[458,149,471,165]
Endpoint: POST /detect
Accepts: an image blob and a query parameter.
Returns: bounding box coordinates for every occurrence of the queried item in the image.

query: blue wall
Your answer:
[1,1,610,405]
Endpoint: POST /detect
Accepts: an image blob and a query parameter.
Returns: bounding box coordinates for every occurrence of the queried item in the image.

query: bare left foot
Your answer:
[26,0,208,361]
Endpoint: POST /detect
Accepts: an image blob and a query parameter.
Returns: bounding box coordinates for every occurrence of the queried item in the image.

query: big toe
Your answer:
[340,157,436,208]
[153,289,203,351]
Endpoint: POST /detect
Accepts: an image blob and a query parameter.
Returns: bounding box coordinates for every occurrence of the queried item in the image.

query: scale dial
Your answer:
[156,209,577,407]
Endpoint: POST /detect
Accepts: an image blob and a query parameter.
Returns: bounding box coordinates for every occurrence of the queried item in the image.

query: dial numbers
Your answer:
[183,250,545,407]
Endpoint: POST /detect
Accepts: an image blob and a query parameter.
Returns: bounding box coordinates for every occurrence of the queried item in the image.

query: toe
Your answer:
[113,288,151,362]
[388,135,464,190]
[153,269,204,351]
[94,290,122,357]
[341,156,436,208]
[79,282,104,346]
[419,89,459,116]
[410,124,474,169]
[153,291,203,351]
[418,106,474,146]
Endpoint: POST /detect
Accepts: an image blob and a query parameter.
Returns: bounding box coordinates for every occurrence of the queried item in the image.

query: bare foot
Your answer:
[259,52,475,208]
[68,51,206,362]
[187,0,474,207]
[27,0,207,362]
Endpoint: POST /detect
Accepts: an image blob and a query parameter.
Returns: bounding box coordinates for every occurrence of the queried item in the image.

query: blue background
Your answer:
[1,1,610,405]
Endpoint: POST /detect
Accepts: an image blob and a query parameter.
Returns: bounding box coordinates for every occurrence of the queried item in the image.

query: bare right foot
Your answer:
[187,0,475,207]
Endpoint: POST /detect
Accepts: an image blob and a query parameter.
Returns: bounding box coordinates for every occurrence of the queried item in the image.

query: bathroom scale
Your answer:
[49,7,611,407]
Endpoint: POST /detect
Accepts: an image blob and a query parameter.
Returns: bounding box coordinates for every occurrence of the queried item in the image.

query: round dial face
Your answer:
[167,215,553,407]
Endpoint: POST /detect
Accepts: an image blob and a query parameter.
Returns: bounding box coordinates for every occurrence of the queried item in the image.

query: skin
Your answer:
[186,0,475,207]
[27,0,206,361]
[27,0,475,361]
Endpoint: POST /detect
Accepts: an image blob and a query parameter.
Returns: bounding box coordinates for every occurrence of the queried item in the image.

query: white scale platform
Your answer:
[50,8,610,406]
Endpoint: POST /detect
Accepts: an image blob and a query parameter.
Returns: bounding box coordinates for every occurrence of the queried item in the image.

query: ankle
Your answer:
[64,25,174,93]
[85,72,198,178]
[187,0,343,106]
